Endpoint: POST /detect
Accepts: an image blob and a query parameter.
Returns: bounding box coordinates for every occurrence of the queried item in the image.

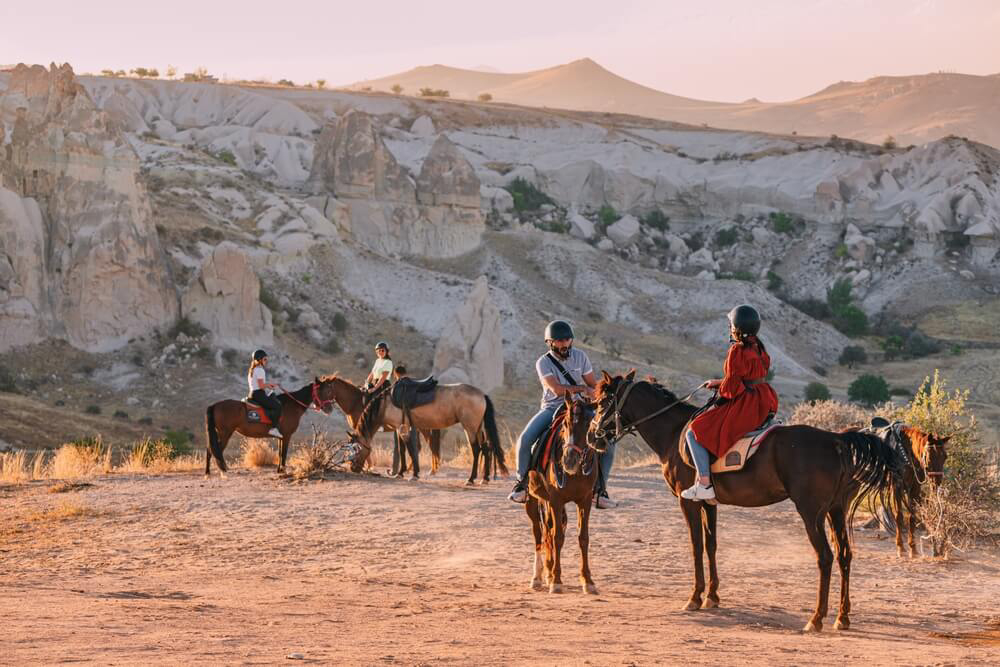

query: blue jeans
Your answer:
[686,429,711,479]
[517,407,557,480]
[597,440,615,493]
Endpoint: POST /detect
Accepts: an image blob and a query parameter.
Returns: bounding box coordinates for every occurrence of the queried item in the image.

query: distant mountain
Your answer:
[349,60,1000,148]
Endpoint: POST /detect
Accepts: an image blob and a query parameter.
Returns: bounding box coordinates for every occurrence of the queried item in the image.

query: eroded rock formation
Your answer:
[433,276,504,392]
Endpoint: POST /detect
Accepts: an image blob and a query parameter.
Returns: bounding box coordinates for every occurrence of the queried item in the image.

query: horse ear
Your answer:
[601,370,612,383]
[624,368,637,382]
[315,376,320,384]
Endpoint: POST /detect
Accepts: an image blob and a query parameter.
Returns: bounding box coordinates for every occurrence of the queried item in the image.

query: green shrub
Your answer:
[838,345,867,368]
[832,305,869,337]
[85,405,101,415]
[642,209,669,231]
[848,374,890,406]
[804,382,831,403]
[418,87,450,98]
[259,286,281,312]
[505,178,553,212]
[882,335,905,360]
[332,312,348,332]
[812,365,828,377]
[882,135,897,150]
[826,278,853,312]
[222,348,238,366]
[0,367,19,394]
[766,270,783,292]
[686,231,705,252]
[598,204,620,227]
[169,316,208,339]
[770,212,795,234]
[324,338,342,355]
[834,244,849,259]
[215,149,237,166]
[713,227,739,247]
[390,84,403,94]
[113,410,130,420]
[162,429,194,455]
[138,416,153,425]
[789,297,831,320]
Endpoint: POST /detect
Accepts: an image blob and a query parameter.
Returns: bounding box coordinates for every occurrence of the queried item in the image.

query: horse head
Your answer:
[314,375,340,415]
[561,395,596,475]
[588,369,636,451]
[922,432,950,489]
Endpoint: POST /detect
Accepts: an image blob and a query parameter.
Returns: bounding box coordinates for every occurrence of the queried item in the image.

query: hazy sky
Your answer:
[3,0,999,101]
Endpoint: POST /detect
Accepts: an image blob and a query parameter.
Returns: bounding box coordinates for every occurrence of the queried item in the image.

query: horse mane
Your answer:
[596,372,687,407]
[355,388,387,442]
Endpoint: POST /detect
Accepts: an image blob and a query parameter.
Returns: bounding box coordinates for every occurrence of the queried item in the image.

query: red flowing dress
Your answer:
[689,339,779,457]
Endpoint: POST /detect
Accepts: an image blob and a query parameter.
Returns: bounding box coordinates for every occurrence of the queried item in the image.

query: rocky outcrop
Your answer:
[416,135,480,208]
[433,276,504,392]
[0,63,177,353]
[307,110,484,258]
[181,242,273,350]
[606,214,640,247]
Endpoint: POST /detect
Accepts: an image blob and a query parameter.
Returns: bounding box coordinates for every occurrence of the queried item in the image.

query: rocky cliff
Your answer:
[0,64,177,352]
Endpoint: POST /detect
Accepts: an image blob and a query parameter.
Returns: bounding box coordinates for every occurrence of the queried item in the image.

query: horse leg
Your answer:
[467,440,479,486]
[577,501,597,594]
[827,506,852,631]
[527,499,544,591]
[277,435,290,473]
[894,486,905,558]
[680,498,706,611]
[702,502,720,608]
[542,503,556,585]
[480,433,492,486]
[907,495,918,558]
[549,501,566,593]
[797,501,834,632]
[205,447,211,477]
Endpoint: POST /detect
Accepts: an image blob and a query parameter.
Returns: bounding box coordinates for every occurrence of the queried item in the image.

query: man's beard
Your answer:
[551,344,572,360]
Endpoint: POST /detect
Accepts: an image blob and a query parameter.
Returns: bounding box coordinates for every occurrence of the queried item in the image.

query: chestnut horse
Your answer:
[204,376,338,476]
[327,376,507,484]
[526,396,600,594]
[887,425,949,557]
[589,371,911,632]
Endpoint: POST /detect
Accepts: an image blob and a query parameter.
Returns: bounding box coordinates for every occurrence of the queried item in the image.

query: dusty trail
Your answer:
[2,466,998,665]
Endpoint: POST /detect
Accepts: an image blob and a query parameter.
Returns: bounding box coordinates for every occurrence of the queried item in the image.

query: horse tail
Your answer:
[840,430,904,529]
[205,404,228,473]
[482,395,508,476]
[428,429,442,473]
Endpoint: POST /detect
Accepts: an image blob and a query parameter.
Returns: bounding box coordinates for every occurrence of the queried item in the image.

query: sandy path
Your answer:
[2,466,998,665]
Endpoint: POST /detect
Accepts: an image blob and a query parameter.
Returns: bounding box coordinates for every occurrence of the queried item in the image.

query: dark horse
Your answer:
[589,371,911,632]
[526,396,600,594]
[204,376,338,476]
[328,376,507,484]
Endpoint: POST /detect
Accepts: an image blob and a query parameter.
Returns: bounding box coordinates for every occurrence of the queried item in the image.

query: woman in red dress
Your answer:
[682,305,779,501]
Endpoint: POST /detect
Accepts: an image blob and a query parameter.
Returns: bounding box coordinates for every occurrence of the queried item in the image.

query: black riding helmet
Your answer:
[374,341,389,351]
[252,349,268,361]
[544,320,574,341]
[727,304,761,336]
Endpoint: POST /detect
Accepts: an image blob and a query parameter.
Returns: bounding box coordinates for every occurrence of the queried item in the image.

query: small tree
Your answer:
[882,135,897,150]
[166,65,177,79]
[848,374,890,406]
[390,84,403,95]
[478,92,493,102]
[316,79,327,89]
[419,87,450,98]
[838,345,868,368]
[804,382,831,403]
[832,304,869,337]
[826,278,853,313]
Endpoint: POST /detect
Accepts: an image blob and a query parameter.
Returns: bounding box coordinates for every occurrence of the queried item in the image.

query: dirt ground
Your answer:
[2,464,999,666]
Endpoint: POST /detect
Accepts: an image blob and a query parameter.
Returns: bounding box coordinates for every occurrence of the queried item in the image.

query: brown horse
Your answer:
[327,376,508,484]
[204,376,338,476]
[889,425,949,557]
[526,396,599,594]
[589,371,911,632]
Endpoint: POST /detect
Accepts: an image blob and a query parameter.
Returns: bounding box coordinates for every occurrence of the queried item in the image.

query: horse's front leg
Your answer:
[548,501,567,593]
[577,500,597,594]
[277,434,289,473]
[466,441,479,486]
[680,498,706,611]
[894,487,906,558]
[527,499,544,591]
[702,502,720,608]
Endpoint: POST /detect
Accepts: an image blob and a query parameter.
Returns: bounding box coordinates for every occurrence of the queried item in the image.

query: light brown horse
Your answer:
[589,371,912,632]
[891,426,949,557]
[526,396,599,594]
[204,376,338,476]
[327,376,508,484]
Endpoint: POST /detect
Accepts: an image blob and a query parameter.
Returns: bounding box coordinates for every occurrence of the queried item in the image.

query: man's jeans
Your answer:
[516,407,557,481]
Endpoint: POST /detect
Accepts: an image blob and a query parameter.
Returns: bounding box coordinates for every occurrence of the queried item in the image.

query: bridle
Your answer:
[278,381,335,414]
[590,378,702,449]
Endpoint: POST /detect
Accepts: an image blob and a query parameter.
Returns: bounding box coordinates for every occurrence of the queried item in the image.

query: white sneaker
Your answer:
[508,484,528,503]
[595,491,617,509]
[268,428,282,438]
[681,483,716,501]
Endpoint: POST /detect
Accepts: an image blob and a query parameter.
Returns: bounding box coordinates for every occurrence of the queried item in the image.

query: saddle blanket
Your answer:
[244,401,274,425]
[681,422,782,474]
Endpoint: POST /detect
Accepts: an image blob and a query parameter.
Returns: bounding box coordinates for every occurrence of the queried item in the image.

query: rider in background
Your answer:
[247,349,282,438]
[509,321,616,509]
[365,341,394,392]
[683,305,779,501]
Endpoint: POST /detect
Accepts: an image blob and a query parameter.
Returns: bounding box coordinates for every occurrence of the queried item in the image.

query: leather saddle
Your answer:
[390,376,438,411]
[680,418,782,474]
[244,400,278,425]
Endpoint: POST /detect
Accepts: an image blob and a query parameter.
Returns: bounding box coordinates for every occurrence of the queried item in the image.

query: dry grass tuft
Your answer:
[49,437,112,479]
[118,437,201,474]
[1,449,49,483]
[290,431,356,479]
[242,439,278,468]
[28,501,96,522]
[48,481,94,494]
[368,443,395,470]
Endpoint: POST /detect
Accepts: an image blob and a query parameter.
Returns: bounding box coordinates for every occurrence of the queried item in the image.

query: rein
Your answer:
[277,382,332,414]
[593,379,703,446]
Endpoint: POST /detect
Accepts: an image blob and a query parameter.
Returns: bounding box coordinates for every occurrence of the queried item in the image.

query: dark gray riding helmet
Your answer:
[544,320,575,341]
[252,349,268,361]
[727,305,761,335]
[374,341,389,351]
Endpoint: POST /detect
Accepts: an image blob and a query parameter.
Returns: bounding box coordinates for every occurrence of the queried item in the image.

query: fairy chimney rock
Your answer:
[433,276,504,392]
[416,134,481,208]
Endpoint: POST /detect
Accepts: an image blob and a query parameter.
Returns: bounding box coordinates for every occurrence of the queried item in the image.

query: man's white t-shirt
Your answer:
[371,358,394,384]
[249,366,272,395]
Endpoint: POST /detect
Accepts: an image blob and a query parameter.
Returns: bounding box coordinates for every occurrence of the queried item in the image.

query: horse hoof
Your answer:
[834,618,850,631]
[701,597,719,609]
[479,479,490,486]
[584,583,599,595]
[276,467,285,474]
[548,583,563,594]
[803,620,822,633]
[465,480,475,487]
[530,579,543,592]
[219,472,228,480]
[682,600,701,612]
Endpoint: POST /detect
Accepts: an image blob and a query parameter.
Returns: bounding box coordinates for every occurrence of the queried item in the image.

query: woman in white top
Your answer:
[247,349,283,438]
[365,341,394,393]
